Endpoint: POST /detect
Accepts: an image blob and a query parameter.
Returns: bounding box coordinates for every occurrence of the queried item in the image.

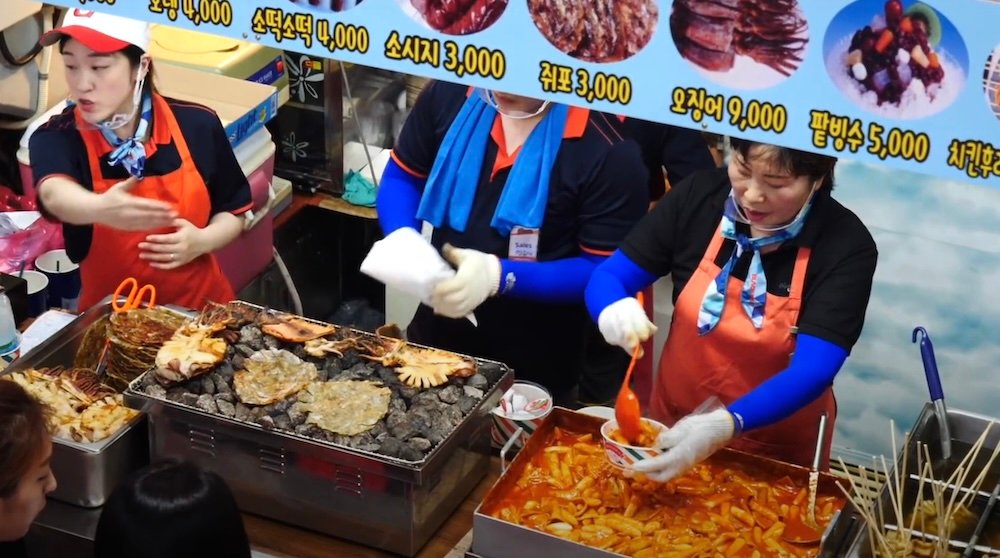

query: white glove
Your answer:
[630,408,735,483]
[429,244,501,319]
[597,297,657,355]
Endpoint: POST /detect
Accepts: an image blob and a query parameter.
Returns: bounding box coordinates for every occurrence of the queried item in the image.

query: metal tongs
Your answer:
[912,326,951,461]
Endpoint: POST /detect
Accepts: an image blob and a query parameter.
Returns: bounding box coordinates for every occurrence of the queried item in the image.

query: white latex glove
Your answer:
[597,297,657,355]
[429,244,501,319]
[630,408,735,483]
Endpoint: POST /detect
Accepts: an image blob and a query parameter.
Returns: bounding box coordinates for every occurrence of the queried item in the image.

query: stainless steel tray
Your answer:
[2,300,150,508]
[124,303,515,556]
[473,408,849,558]
[822,403,1000,556]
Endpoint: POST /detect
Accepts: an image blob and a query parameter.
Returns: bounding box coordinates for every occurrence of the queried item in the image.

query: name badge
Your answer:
[508,227,539,261]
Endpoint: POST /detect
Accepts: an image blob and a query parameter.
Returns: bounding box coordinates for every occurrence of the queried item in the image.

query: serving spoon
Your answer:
[614,292,645,445]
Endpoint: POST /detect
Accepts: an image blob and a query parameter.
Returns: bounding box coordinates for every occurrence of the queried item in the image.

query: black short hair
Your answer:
[729,137,838,193]
[94,459,251,558]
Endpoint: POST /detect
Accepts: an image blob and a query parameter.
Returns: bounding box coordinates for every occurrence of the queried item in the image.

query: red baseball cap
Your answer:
[39,9,150,53]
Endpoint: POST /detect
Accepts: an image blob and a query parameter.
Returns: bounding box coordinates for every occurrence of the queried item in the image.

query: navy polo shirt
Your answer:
[622,167,878,351]
[28,97,253,263]
[394,80,649,397]
[393,81,649,259]
[621,116,718,201]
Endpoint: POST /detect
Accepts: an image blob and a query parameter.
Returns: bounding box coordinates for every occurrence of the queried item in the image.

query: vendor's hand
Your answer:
[137,218,207,270]
[430,244,500,319]
[598,297,657,355]
[99,176,177,231]
[630,408,735,483]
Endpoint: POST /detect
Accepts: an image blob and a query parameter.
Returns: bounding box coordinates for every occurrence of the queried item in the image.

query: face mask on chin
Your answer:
[479,89,549,119]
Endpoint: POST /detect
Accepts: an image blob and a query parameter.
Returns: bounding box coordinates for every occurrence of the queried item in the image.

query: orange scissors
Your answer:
[111,277,157,313]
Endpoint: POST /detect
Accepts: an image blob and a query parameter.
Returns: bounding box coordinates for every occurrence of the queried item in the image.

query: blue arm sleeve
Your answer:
[728,334,848,432]
[498,253,606,303]
[584,250,659,322]
[375,157,425,235]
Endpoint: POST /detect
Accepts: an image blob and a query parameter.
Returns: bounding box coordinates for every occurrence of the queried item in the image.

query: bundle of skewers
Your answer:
[838,421,1000,558]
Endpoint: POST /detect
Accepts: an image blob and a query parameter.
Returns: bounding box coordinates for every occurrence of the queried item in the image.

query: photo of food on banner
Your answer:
[528,0,658,63]
[400,0,508,35]
[985,45,1000,121]
[824,0,968,119]
[288,0,365,11]
[669,0,808,89]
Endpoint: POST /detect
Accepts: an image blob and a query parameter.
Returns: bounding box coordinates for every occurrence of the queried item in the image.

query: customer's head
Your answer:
[95,459,251,558]
[0,381,56,542]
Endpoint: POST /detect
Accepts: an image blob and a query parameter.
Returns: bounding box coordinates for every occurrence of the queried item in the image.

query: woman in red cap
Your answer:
[28,10,252,311]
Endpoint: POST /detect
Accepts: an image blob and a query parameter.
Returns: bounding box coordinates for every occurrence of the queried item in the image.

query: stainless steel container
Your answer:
[472,408,848,558]
[821,404,1000,556]
[3,302,149,508]
[123,323,514,557]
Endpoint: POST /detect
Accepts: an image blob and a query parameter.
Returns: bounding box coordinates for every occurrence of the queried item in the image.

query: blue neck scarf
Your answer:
[696,192,812,335]
[416,92,568,235]
[98,91,153,179]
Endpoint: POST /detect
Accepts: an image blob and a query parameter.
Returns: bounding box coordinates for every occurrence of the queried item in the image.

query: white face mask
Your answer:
[727,183,820,233]
[93,61,147,132]
[479,89,550,119]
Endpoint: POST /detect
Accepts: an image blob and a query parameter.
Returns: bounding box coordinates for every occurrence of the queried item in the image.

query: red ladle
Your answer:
[614,292,645,445]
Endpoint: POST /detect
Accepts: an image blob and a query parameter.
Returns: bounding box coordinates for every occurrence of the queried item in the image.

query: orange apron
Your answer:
[649,224,836,468]
[76,94,235,311]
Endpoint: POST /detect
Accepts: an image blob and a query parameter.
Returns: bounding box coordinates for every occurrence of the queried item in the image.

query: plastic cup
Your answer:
[600,417,668,470]
[490,380,553,451]
[21,270,49,318]
[35,249,81,313]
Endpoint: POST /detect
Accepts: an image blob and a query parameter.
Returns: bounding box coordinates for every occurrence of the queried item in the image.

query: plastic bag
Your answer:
[0,216,64,274]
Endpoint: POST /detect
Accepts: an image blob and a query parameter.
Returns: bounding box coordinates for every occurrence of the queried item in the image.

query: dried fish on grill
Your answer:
[197,301,261,331]
[233,349,319,405]
[103,307,187,389]
[74,314,110,370]
[670,0,808,77]
[362,339,477,389]
[4,368,137,443]
[260,314,336,343]
[154,323,229,384]
[296,380,392,436]
[529,0,658,62]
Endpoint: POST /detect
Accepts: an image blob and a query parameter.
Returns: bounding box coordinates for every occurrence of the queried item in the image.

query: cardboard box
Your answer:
[156,63,279,148]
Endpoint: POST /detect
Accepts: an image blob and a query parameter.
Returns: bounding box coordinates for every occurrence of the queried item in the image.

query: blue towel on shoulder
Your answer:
[416,92,568,236]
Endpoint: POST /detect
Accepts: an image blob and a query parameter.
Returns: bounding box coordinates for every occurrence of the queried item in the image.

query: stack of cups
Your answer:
[490,380,553,451]
[35,250,81,313]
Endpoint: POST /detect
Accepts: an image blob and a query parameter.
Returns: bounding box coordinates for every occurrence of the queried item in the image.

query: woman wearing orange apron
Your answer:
[29,10,251,311]
[585,138,878,481]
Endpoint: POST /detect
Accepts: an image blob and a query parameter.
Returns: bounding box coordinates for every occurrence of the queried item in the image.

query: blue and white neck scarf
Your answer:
[98,91,154,179]
[696,192,812,335]
[416,91,568,236]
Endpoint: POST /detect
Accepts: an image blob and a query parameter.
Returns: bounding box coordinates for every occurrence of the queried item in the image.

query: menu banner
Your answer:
[52,0,1000,185]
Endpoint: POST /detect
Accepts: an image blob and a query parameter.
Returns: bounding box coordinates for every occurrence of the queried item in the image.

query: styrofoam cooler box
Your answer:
[149,26,290,107]
[17,64,278,199]
[214,126,276,293]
